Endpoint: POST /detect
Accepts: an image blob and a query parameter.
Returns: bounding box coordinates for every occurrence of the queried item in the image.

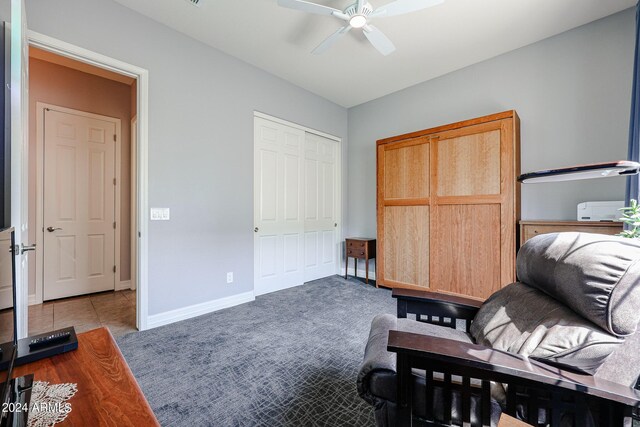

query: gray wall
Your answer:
[347,8,635,249]
[0,0,348,315]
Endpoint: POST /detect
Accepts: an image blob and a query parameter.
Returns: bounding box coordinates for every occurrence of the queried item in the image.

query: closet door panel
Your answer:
[383,205,429,288]
[304,133,338,282]
[431,204,501,299]
[254,118,305,296]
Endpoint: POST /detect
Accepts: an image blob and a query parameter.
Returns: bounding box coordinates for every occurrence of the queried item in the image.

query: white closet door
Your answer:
[303,133,338,282]
[254,117,305,295]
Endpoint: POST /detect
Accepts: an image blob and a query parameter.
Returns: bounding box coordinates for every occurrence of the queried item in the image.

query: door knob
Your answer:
[46,227,62,232]
[254,227,259,232]
[21,244,36,254]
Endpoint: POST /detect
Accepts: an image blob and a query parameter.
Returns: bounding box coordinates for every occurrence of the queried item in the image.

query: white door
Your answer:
[0,229,12,310]
[254,117,304,295]
[10,0,30,338]
[303,133,338,282]
[43,109,116,300]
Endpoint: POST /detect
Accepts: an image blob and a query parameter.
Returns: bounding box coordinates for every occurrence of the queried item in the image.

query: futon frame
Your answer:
[388,288,640,427]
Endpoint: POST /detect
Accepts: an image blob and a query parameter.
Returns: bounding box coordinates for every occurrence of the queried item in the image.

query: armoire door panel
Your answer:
[436,130,501,197]
[383,206,429,288]
[431,204,501,299]
[383,139,430,200]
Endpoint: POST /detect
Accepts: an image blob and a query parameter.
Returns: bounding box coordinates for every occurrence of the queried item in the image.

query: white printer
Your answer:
[577,201,624,222]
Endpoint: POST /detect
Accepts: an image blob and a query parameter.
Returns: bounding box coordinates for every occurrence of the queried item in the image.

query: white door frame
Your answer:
[252,111,343,288]
[27,31,150,330]
[130,116,137,291]
[9,0,30,338]
[34,103,122,304]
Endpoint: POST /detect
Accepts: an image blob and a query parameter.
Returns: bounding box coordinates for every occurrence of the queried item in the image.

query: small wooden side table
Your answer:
[345,238,376,285]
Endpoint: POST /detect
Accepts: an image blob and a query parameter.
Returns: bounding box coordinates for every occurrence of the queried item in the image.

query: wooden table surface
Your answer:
[13,327,159,426]
[498,413,533,426]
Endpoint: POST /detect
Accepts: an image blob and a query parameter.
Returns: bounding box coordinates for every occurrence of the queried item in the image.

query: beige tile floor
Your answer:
[0,290,137,343]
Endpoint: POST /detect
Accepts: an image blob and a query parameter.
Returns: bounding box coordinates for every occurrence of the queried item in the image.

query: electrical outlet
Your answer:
[226,272,233,283]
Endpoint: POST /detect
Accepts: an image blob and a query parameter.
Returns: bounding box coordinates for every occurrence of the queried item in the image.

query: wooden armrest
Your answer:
[387,330,640,407]
[392,288,481,325]
[392,288,483,310]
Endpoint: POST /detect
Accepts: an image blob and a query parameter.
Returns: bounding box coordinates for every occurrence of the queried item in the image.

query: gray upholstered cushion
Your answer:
[357,313,473,405]
[595,329,640,386]
[470,283,623,374]
[517,232,640,337]
[358,313,399,406]
[358,314,503,426]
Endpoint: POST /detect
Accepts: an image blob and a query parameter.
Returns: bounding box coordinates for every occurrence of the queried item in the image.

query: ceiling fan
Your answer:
[278,0,444,56]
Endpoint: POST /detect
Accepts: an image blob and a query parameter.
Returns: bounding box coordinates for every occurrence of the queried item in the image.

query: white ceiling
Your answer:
[112,0,635,108]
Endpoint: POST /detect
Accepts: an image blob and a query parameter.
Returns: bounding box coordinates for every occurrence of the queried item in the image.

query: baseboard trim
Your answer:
[28,294,38,306]
[254,281,303,297]
[147,291,255,330]
[345,267,376,280]
[116,280,132,291]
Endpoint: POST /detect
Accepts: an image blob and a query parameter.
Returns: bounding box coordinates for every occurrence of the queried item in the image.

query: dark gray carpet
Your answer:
[117,275,395,426]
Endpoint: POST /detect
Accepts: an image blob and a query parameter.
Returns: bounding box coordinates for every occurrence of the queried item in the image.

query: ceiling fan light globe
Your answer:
[349,14,367,28]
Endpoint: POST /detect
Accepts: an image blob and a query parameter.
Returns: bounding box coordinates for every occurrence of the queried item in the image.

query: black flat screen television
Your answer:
[0,227,31,427]
[0,21,9,229]
[0,227,18,425]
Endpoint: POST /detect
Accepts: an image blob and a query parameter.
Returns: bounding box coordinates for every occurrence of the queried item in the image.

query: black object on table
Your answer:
[0,327,78,371]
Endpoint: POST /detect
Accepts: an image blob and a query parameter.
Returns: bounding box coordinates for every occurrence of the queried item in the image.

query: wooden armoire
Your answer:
[376,111,520,300]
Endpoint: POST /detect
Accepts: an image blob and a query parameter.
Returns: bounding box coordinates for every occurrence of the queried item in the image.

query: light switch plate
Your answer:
[150,208,170,220]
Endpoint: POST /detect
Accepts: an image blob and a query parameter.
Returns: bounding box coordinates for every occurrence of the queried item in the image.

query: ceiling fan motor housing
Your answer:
[345,2,373,17]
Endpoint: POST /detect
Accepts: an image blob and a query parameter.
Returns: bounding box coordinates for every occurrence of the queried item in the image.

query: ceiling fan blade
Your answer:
[312,26,352,54]
[363,25,395,56]
[372,0,444,17]
[278,0,343,16]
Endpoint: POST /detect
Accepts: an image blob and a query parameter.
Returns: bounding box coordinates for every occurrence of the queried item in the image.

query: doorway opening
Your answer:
[27,47,138,337]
